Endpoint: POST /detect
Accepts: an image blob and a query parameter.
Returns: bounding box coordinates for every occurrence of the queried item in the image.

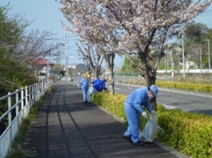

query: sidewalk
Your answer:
[22,80,188,158]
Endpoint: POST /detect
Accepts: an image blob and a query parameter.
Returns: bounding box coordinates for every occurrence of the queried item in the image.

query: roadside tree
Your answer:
[76,41,104,79]
[60,0,122,94]
[59,0,212,108]
[0,5,61,92]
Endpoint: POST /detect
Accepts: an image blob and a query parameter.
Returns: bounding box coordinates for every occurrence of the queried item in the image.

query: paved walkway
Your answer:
[22,80,188,158]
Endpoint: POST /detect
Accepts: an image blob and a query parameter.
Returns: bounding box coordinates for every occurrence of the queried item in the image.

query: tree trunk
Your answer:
[148,97,157,111]
[141,59,157,111]
[104,53,115,95]
[107,67,115,95]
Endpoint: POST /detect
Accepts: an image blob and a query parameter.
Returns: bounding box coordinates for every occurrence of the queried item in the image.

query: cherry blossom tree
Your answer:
[60,0,211,84]
[60,0,122,94]
[14,30,61,63]
[59,0,212,107]
[102,0,212,109]
[76,41,104,78]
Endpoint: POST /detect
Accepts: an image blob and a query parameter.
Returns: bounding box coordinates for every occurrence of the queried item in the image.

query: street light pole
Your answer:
[205,39,211,70]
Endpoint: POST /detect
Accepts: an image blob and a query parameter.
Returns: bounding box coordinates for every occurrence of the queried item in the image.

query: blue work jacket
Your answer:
[125,88,152,113]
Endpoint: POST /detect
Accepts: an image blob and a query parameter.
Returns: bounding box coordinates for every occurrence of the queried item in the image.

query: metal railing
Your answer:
[0,79,52,158]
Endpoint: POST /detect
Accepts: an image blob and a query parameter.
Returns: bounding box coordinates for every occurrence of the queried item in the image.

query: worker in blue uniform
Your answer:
[78,74,91,103]
[87,77,108,102]
[123,85,159,146]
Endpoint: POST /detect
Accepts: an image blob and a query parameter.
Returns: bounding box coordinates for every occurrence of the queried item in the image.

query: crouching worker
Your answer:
[123,85,158,146]
[87,77,108,102]
[78,74,91,103]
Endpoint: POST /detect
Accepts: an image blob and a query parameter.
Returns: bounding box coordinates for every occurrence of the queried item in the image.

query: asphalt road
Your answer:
[72,75,212,116]
[115,83,212,115]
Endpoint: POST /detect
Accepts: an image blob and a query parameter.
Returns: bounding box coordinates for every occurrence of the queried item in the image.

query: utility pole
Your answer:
[57,52,60,77]
[200,48,202,75]
[167,45,174,81]
[170,52,174,81]
[205,39,211,70]
[47,46,51,79]
[165,54,167,73]
[64,31,68,85]
[181,33,185,79]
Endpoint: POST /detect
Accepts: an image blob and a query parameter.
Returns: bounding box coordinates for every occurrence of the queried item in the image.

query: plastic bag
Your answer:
[139,113,158,142]
[87,86,92,102]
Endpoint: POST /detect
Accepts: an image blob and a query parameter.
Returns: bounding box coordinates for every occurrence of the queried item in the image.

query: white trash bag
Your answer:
[87,86,92,102]
[139,113,162,143]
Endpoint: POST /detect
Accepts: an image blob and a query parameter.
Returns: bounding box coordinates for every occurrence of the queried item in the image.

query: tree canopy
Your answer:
[0,5,62,94]
[59,0,212,87]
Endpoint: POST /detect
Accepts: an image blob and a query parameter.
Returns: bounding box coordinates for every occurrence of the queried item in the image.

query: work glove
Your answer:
[142,112,148,119]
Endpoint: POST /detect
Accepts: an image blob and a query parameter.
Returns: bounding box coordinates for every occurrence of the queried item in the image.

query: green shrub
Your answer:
[92,91,127,121]
[156,81,212,93]
[156,107,212,158]
[92,91,212,158]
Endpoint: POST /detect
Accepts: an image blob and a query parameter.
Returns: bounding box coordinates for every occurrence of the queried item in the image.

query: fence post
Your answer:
[21,87,24,113]
[36,83,38,102]
[15,90,19,117]
[25,86,28,106]
[8,92,12,143]
[31,85,34,105]
[29,86,32,107]
[25,86,29,114]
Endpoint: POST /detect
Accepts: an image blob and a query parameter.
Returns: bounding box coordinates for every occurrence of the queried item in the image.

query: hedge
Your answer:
[92,91,212,158]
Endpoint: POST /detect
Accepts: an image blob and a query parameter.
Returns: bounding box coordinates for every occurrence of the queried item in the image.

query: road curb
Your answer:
[154,140,189,158]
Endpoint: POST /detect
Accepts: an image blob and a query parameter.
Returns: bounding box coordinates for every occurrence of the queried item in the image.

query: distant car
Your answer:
[72,73,76,75]
[78,72,81,75]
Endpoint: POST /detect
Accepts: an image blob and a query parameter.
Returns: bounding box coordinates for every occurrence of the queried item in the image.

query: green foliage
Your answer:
[0,5,35,94]
[184,22,208,44]
[0,5,28,54]
[181,22,211,68]
[0,57,37,93]
[120,57,141,74]
[92,91,127,121]
[92,91,212,158]
[156,81,212,93]
[156,106,212,158]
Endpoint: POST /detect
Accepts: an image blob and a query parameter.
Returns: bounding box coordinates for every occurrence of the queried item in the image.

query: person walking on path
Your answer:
[78,74,91,103]
[87,77,108,102]
[123,85,159,146]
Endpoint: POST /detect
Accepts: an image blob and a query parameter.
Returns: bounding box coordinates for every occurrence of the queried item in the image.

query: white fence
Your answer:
[0,79,52,158]
[157,69,212,73]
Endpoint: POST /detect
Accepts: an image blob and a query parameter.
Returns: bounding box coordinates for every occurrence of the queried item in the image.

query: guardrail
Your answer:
[0,79,52,158]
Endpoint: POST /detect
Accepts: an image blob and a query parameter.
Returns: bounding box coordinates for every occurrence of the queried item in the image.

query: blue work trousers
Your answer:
[82,87,88,102]
[124,102,140,143]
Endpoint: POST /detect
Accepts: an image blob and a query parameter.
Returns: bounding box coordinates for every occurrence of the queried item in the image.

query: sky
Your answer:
[0,0,212,67]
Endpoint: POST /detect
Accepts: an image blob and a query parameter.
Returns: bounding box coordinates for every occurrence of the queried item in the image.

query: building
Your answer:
[29,58,55,75]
